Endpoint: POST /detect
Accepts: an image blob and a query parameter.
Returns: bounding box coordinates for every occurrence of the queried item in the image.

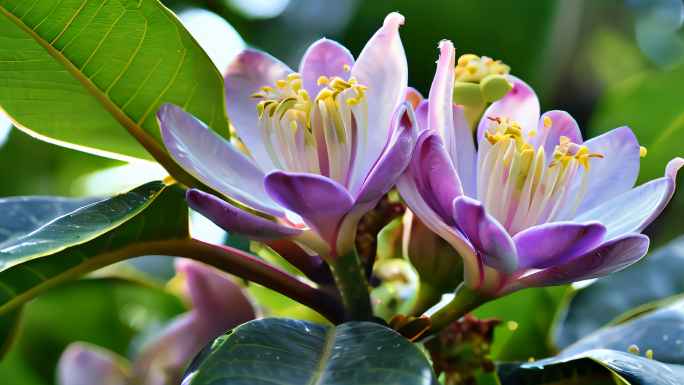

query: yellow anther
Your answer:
[315,88,334,101]
[529,130,536,137]
[359,86,371,91]
[511,122,521,129]
[640,146,648,157]
[298,89,310,102]
[262,86,275,93]
[502,117,509,123]
[349,77,358,84]
[291,79,302,93]
[347,98,359,106]
[458,54,479,67]
[521,142,533,151]
[544,116,552,128]
[646,349,653,359]
[331,77,351,90]
[628,345,639,355]
[276,80,287,89]
[466,65,478,75]
[317,76,330,86]
[286,73,301,82]
[250,93,266,98]
[289,120,298,133]
[343,64,350,71]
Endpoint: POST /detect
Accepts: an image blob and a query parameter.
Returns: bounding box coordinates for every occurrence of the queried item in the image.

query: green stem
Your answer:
[408,280,442,317]
[326,248,373,322]
[426,283,489,337]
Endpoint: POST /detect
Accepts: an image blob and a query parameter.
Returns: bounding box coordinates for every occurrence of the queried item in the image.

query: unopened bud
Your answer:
[453,82,484,105]
[480,74,513,103]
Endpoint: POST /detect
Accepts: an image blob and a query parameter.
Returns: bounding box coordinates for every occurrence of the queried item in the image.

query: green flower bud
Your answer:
[480,74,514,103]
[453,82,484,105]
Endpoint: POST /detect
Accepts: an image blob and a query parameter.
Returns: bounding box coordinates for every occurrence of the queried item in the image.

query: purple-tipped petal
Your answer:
[415,99,429,132]
[224,49,293,173]
[513,221,607,270]
[356,102,418,204]
[159,104,284,217]
[174,258,255,324]
[58,343,129,385]
[266,240,334,285]
[568,126,641,217]
[405,87,423,110]
[396,173,483,289]
[428,41,456,139]
[476,75,540,144]
[299,39,355,96]
[452,196,517,274]
[410,130,464,225]
[573,157,683,240]
[349,12,408,197]
[187,190,301,242]
[264,171,354,249]
[518,234,649,287]
[530,111,583,163]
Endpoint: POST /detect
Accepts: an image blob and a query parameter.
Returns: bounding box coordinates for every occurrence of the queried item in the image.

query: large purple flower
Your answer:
[157,13,417,258]
[397,41,684,296]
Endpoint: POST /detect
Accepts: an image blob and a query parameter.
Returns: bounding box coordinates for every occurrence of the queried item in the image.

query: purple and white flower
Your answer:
[157,12,417,258]
[397,40,684,297]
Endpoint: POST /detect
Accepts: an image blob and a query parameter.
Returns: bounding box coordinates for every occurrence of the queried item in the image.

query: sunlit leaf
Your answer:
[183,317,439,384]
[0,0,229,169]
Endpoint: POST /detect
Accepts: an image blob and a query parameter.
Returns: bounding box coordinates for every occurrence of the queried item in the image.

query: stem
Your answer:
[408,280,443,317]
[326,248,373,322]
[425,283,489,338]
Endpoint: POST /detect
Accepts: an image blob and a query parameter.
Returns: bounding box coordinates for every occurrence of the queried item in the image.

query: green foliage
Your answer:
[185,318,438,384]
[0,0,229,162]
[472,286,568,362]
[0,181,189,318]
[0,278,186,385]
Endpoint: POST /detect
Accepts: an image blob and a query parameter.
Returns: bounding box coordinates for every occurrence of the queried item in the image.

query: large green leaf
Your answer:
[0,0,229,165]
[554,236,684,349]
[184,318,438,385]
[0,180,189,316]
[499,349,684,385]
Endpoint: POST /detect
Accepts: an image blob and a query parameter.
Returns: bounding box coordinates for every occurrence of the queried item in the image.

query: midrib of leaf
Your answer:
[311,324,336,385]
[0,5,202,189]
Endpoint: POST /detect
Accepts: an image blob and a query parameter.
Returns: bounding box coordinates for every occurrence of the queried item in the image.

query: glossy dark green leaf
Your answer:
[499,349,684,385]
[0,306,21,360]
[0,0,229,163]
[555,236,684,349]
[560,296,684,365]
[0,195,100,248]
[0,181,189,317]
[184,318,438,385]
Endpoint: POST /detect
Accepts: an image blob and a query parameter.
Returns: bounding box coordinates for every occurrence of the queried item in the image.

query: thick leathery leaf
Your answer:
[499,349,684,385]
[555,235,684,349]
[183,317,439,385]
[0,181,189,316]
[560,296,684,365]
[0,196,100,248]
[0,0,229,166]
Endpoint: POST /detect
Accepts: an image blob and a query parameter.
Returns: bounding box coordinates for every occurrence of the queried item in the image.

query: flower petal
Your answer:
[404,87,423,110]
[266,240,335,285]
[186,189,301,242]
[518,234,649,287]
[513,221,607,270]
[264,171,354,249]
[572,157,683,240]
[396,173,482,289]
[452,196,517,274]
[349,12,408,197]
[428,40,456,139]
[224,49,293,173]
[530,110,583,163]
[159,103,284,217]
[410,130,464,223]
[569,126,641,217]
[415,99,429,132]
[58,342,129,385]
[356,102,418,204]
[299,38,355,97]
[476,75,540,143]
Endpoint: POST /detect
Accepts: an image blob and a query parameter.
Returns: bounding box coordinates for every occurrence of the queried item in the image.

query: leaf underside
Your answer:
[0,0,229,160]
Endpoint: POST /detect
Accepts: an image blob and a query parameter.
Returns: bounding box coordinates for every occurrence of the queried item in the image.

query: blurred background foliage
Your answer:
[1,0,684,382]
